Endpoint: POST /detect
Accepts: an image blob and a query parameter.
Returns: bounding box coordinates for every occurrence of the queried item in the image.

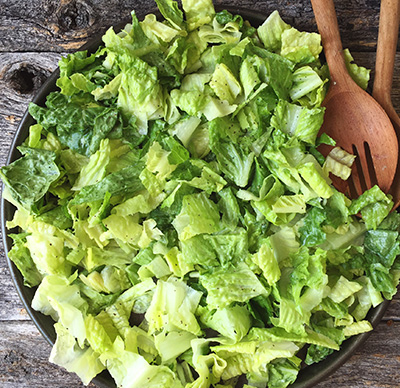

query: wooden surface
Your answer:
[0,0,399,387]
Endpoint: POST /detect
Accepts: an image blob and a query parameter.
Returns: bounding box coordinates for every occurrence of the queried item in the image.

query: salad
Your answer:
[1,0,399,387]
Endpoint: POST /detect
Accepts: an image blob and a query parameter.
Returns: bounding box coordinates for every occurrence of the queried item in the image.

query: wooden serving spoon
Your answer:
[311,0,398,198]
[372,0,400,209]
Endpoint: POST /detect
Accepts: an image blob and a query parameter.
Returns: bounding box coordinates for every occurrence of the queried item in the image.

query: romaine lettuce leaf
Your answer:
[280,27,322,65]
[145,277,202,335]
[344,48,370,90]
[182,0,215,31]
[257,10,290,52]
[7,233,42,287]
[251,240,281,285]
[50,322,105,385]
[349,185,393,229]
[200,304,252,342]
[209,117,255,187]
[32,273,88,321]
[106,337,182,388]
[71,165,144,205]
[172,192,220,240]
[29,93,121,156]
[0,147,60,210]
[154,0,185,30]
[210,339,299,380]
[200,263,268,309]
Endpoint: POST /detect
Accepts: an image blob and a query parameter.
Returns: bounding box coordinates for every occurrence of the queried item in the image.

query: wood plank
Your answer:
[0,261,29,321]
[0,52,61,119]
[0,115,17,164]
[0,321,96,387]
[385,294,400,321]
[0,0,388,53]
[0,0,159,53]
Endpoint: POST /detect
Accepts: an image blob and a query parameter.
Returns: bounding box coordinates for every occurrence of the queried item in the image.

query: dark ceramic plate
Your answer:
[1,5,390,388]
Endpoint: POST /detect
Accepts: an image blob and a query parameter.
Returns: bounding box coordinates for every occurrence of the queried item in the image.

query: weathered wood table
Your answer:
[0,0,399,387]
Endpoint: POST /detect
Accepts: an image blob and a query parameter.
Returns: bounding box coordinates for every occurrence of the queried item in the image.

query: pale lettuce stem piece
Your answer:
[323,146,356,181]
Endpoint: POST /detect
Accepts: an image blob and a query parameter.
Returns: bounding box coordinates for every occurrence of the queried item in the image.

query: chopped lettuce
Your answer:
[200,263,268,309]
[1,1,398,388]
[0,147,60,211]
[257,10,290,52]
[50,322,105,385]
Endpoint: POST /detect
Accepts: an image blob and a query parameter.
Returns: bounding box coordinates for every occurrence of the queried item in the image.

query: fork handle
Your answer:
[310,0,354,88]
[372,0,400,128]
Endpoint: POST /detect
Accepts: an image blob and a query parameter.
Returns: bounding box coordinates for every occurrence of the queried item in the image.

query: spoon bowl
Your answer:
[311,0,398,198]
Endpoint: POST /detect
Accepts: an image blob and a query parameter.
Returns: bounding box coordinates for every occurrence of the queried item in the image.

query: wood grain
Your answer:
[0,321,96,388]
[0,52,61,117]
[1,1,400,387]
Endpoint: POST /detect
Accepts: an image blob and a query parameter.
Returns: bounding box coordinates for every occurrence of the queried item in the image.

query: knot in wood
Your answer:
[57,0,93,32]
[6,63,49,95]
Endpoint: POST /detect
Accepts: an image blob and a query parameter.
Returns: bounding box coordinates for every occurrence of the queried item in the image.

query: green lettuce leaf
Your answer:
[29,93,121,157]
[0,147,60,210]
[172,192,220,241]
[154,0,185,30]
[349,186,393,229]
[49,322,105,385]
[182,0,215,31]
[280,28,322,65]
[7,233,42,287]
[257,10,290,52]
[200,263,268,309]
[145,276,202,335]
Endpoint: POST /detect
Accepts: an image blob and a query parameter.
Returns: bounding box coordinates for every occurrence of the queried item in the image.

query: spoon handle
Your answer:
[373,0,400,210]
[310,0,353,87]
[372,0,400,132]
